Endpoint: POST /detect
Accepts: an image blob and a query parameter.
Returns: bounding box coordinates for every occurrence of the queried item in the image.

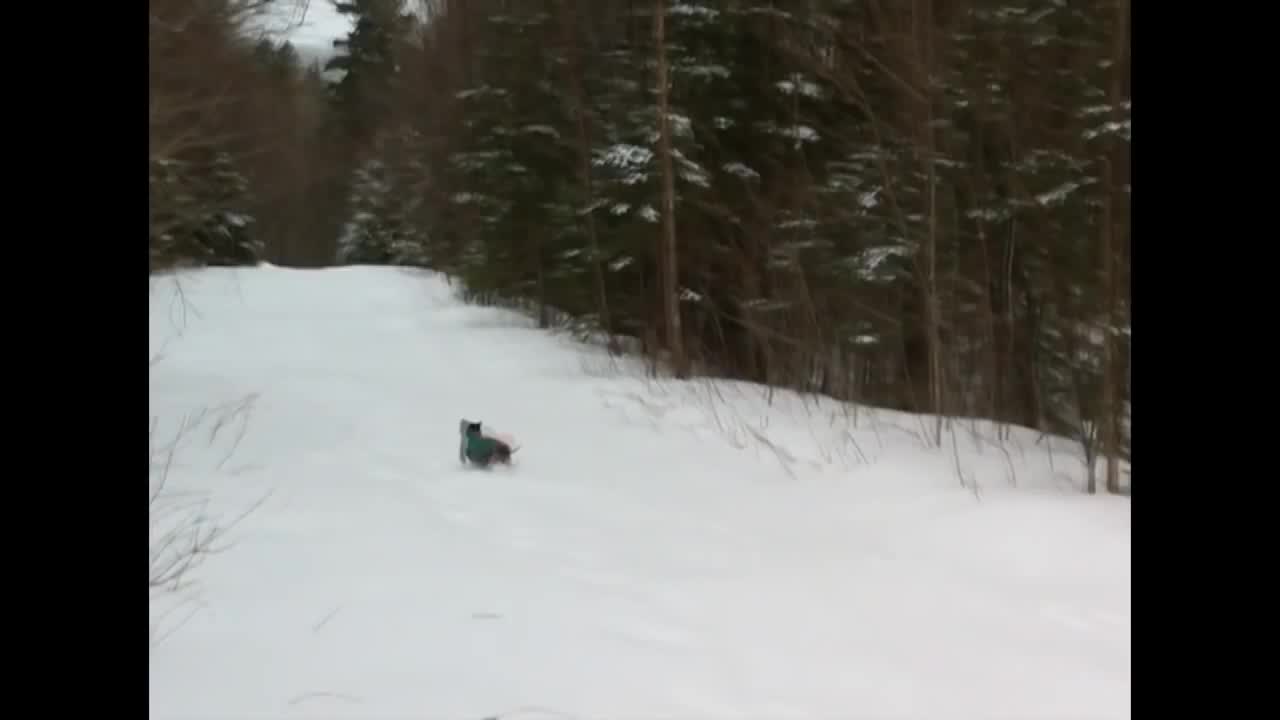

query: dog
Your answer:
[459,418,515,467]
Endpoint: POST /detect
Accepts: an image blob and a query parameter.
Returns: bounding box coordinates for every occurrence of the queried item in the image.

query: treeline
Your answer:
[150,0,358,270]
[149,0,1130,492]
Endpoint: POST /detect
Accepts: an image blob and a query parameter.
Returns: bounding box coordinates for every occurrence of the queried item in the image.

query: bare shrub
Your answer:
[149,397,267,649]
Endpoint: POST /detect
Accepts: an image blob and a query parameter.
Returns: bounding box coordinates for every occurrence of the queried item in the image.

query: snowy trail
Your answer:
[149,266,1130,719]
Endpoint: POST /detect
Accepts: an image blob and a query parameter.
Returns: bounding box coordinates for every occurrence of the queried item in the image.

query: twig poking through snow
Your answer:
[312,605,343,633]
[287,691,364,706]
[486,705,590,720]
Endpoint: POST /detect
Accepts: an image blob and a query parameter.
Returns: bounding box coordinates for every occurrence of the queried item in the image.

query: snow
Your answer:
[669,3,720,20]
[855,245,913,279]
[1035,179,1096,207]
[455,85,509,101]
[776,218,818,230]
[593,144,652,169]
[678,63,732,80]
[223,212,251,228]
[576,199,607,216]
[722,161,760,180]
[775,75,823,99]
[758,122,821,148]
[1083,119,1131,141]
[149,265,1130,719]
[519,124,561,139]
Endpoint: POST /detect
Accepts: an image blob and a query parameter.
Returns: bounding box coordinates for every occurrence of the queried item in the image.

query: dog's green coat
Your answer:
[462,427,504,465]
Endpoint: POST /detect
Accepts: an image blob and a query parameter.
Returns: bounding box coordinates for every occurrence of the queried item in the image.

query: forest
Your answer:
[150,0,1130,493]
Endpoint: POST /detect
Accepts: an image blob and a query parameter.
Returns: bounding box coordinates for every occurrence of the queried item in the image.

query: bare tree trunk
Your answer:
[914,0,944,446]
[654,0,688,378]
[558,0,615,350]
[926,163,943,445]
[536,238,548,328]
[1005,218,1018,436]
[1104,0,1129,494]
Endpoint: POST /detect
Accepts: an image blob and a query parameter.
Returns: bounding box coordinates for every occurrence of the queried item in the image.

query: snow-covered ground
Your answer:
[149,265,1130,719]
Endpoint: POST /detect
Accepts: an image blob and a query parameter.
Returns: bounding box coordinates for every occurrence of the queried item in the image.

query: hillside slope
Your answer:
[148,265,1130,719]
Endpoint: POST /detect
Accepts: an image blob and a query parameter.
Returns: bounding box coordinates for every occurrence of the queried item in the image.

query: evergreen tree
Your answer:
[337,126,430,267]
[338,0,1130,483]
[150,152,261,269]
[326,0,414,145]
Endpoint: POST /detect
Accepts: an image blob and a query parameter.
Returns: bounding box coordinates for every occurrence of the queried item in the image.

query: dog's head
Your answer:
[459,419,483,436]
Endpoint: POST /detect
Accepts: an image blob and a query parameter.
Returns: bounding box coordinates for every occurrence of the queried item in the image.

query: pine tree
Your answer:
[337,126,430,266]
[326,0,414,146]
[407,0,1129,483]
